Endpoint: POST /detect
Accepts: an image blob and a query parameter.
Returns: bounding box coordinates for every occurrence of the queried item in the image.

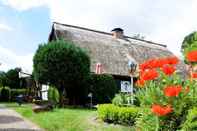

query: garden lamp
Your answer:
[128,60,137,104]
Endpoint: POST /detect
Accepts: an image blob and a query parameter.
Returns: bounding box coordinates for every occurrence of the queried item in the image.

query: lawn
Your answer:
[5,103,134,131]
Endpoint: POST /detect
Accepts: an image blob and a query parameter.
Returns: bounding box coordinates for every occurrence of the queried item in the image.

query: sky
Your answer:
[0,0,197,72]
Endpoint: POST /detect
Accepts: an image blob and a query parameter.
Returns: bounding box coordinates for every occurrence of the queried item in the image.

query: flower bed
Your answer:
[98,50,197,130]
[134,53,197,130]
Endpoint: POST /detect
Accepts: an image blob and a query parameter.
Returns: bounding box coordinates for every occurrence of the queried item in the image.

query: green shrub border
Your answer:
[98,104,140,126]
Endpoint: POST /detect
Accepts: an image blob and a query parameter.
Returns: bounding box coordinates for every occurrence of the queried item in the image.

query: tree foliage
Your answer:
[33,40,90,105]
[181,32,197,55]
[0,68,21,89]
[0,71,7,87]
[6,68,20,89]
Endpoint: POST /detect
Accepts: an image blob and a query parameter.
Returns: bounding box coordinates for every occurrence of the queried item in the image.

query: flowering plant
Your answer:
[135,54,197,130]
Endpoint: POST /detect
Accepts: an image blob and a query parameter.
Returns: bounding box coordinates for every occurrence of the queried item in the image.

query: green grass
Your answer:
[5,103,134,131]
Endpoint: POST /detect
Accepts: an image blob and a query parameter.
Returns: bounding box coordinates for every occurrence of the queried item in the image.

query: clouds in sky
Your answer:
[0,45,33,72]
[0,23,12,31]
[1,0,48,11]
[0,0,197,72]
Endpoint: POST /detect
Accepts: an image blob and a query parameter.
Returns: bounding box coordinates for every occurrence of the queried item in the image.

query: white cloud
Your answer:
[0,45,33,72]
[1,0,197,60]
[0,23,12,31]
[1,0,48,11]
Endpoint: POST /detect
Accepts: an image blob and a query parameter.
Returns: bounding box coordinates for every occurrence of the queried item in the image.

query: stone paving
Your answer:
[0,104,42,131]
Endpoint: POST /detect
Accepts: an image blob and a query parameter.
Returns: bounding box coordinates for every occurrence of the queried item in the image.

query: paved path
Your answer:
[0,104,42,131]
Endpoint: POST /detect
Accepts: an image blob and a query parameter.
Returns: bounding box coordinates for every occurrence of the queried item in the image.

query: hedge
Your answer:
[88,74,118,104]
[0,87,11,102]
[10,89,26,101]
[98,104,140,126]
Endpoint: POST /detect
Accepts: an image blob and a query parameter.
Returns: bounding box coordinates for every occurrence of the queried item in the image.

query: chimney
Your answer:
[111,28,124,39]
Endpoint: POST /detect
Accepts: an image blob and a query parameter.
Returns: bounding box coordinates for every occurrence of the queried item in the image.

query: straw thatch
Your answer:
[49,22,187,77]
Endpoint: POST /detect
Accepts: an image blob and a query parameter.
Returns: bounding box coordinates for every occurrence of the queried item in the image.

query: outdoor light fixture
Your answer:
[88,92,93,108]
[128,60,137,104]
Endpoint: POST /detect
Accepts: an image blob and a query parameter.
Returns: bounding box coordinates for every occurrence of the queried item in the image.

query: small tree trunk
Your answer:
[58,82,65,107]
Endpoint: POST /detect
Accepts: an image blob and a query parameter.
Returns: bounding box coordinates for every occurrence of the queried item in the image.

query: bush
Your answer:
[88,74,118,104]
[181,107,197,130]
[0,87,11,101]
[10,89,26,101]
[98,104,139,125]
[112,93,140,107]
[33,40,90,105]
[48,86,60,105]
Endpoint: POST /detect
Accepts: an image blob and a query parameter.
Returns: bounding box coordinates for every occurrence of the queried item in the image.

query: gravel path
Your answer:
[0,104,42,131]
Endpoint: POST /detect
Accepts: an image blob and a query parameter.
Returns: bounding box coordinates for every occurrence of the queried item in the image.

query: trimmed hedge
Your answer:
[88,74,118,104]
[0,87,11,101]
[98,104,139,126]
[10,89,26,101]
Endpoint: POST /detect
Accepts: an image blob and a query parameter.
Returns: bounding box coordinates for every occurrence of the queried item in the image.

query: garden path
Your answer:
[0,104,42,131]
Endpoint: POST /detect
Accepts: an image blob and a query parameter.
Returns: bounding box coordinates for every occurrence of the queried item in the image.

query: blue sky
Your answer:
[0,0,197,72]
[0,3,50,55]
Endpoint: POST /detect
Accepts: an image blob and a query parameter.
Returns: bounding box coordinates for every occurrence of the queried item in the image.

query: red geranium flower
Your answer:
[151,104,173,116]
[140,69,159,81]
[136,79,145,87]
[191,72,197,78]
[164,85,182,97]
[186,50,197,62]
[140,59,156,70]
[166,56,179,65]
[161,65,176,75]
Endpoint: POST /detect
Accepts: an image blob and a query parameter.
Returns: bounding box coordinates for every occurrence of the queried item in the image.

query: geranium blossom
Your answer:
[139,56,179,71]
[151,104,173,116]
[164,85,182,97]
[166,56,179,65]
[191,72,197,78]
[140,69,159,81]
[186,50,197,62]
[136,79,145,87]
[161,65,176,76]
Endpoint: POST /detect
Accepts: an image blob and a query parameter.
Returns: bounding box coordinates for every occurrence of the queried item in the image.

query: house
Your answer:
[48,22,187,90]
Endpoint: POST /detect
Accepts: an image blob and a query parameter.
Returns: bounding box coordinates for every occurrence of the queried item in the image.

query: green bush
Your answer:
[98,104,139,125]
[48,86,60,105]
[10,89,26,101]
[33,40,90,105]
[112,93,140,107]
[181,107,197,130]
[88,74,118,104]
[0,87,11,101]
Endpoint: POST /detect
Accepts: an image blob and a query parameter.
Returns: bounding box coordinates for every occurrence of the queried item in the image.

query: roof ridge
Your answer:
[53,22,167,47]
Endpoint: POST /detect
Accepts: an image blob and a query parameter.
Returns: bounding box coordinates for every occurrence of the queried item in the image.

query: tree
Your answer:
[6,68,20,89]
[0,71,7,87]
[181,32,197,54]
[33,40,90,105]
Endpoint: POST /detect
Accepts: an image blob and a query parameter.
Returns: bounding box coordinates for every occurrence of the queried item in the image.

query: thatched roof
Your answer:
[49,22,187,77]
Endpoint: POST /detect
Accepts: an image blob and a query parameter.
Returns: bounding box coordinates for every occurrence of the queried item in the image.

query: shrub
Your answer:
[112,93,140,107]
[10,89,26,101]
[0,87,11,101]
[33,40,90,105]
[181,107,197,130]
[88,74,118,104]
[98,104,139,125]
[48,86,60,105]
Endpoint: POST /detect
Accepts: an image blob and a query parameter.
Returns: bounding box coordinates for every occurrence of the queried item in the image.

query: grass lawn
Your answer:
[5,103,134,131]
